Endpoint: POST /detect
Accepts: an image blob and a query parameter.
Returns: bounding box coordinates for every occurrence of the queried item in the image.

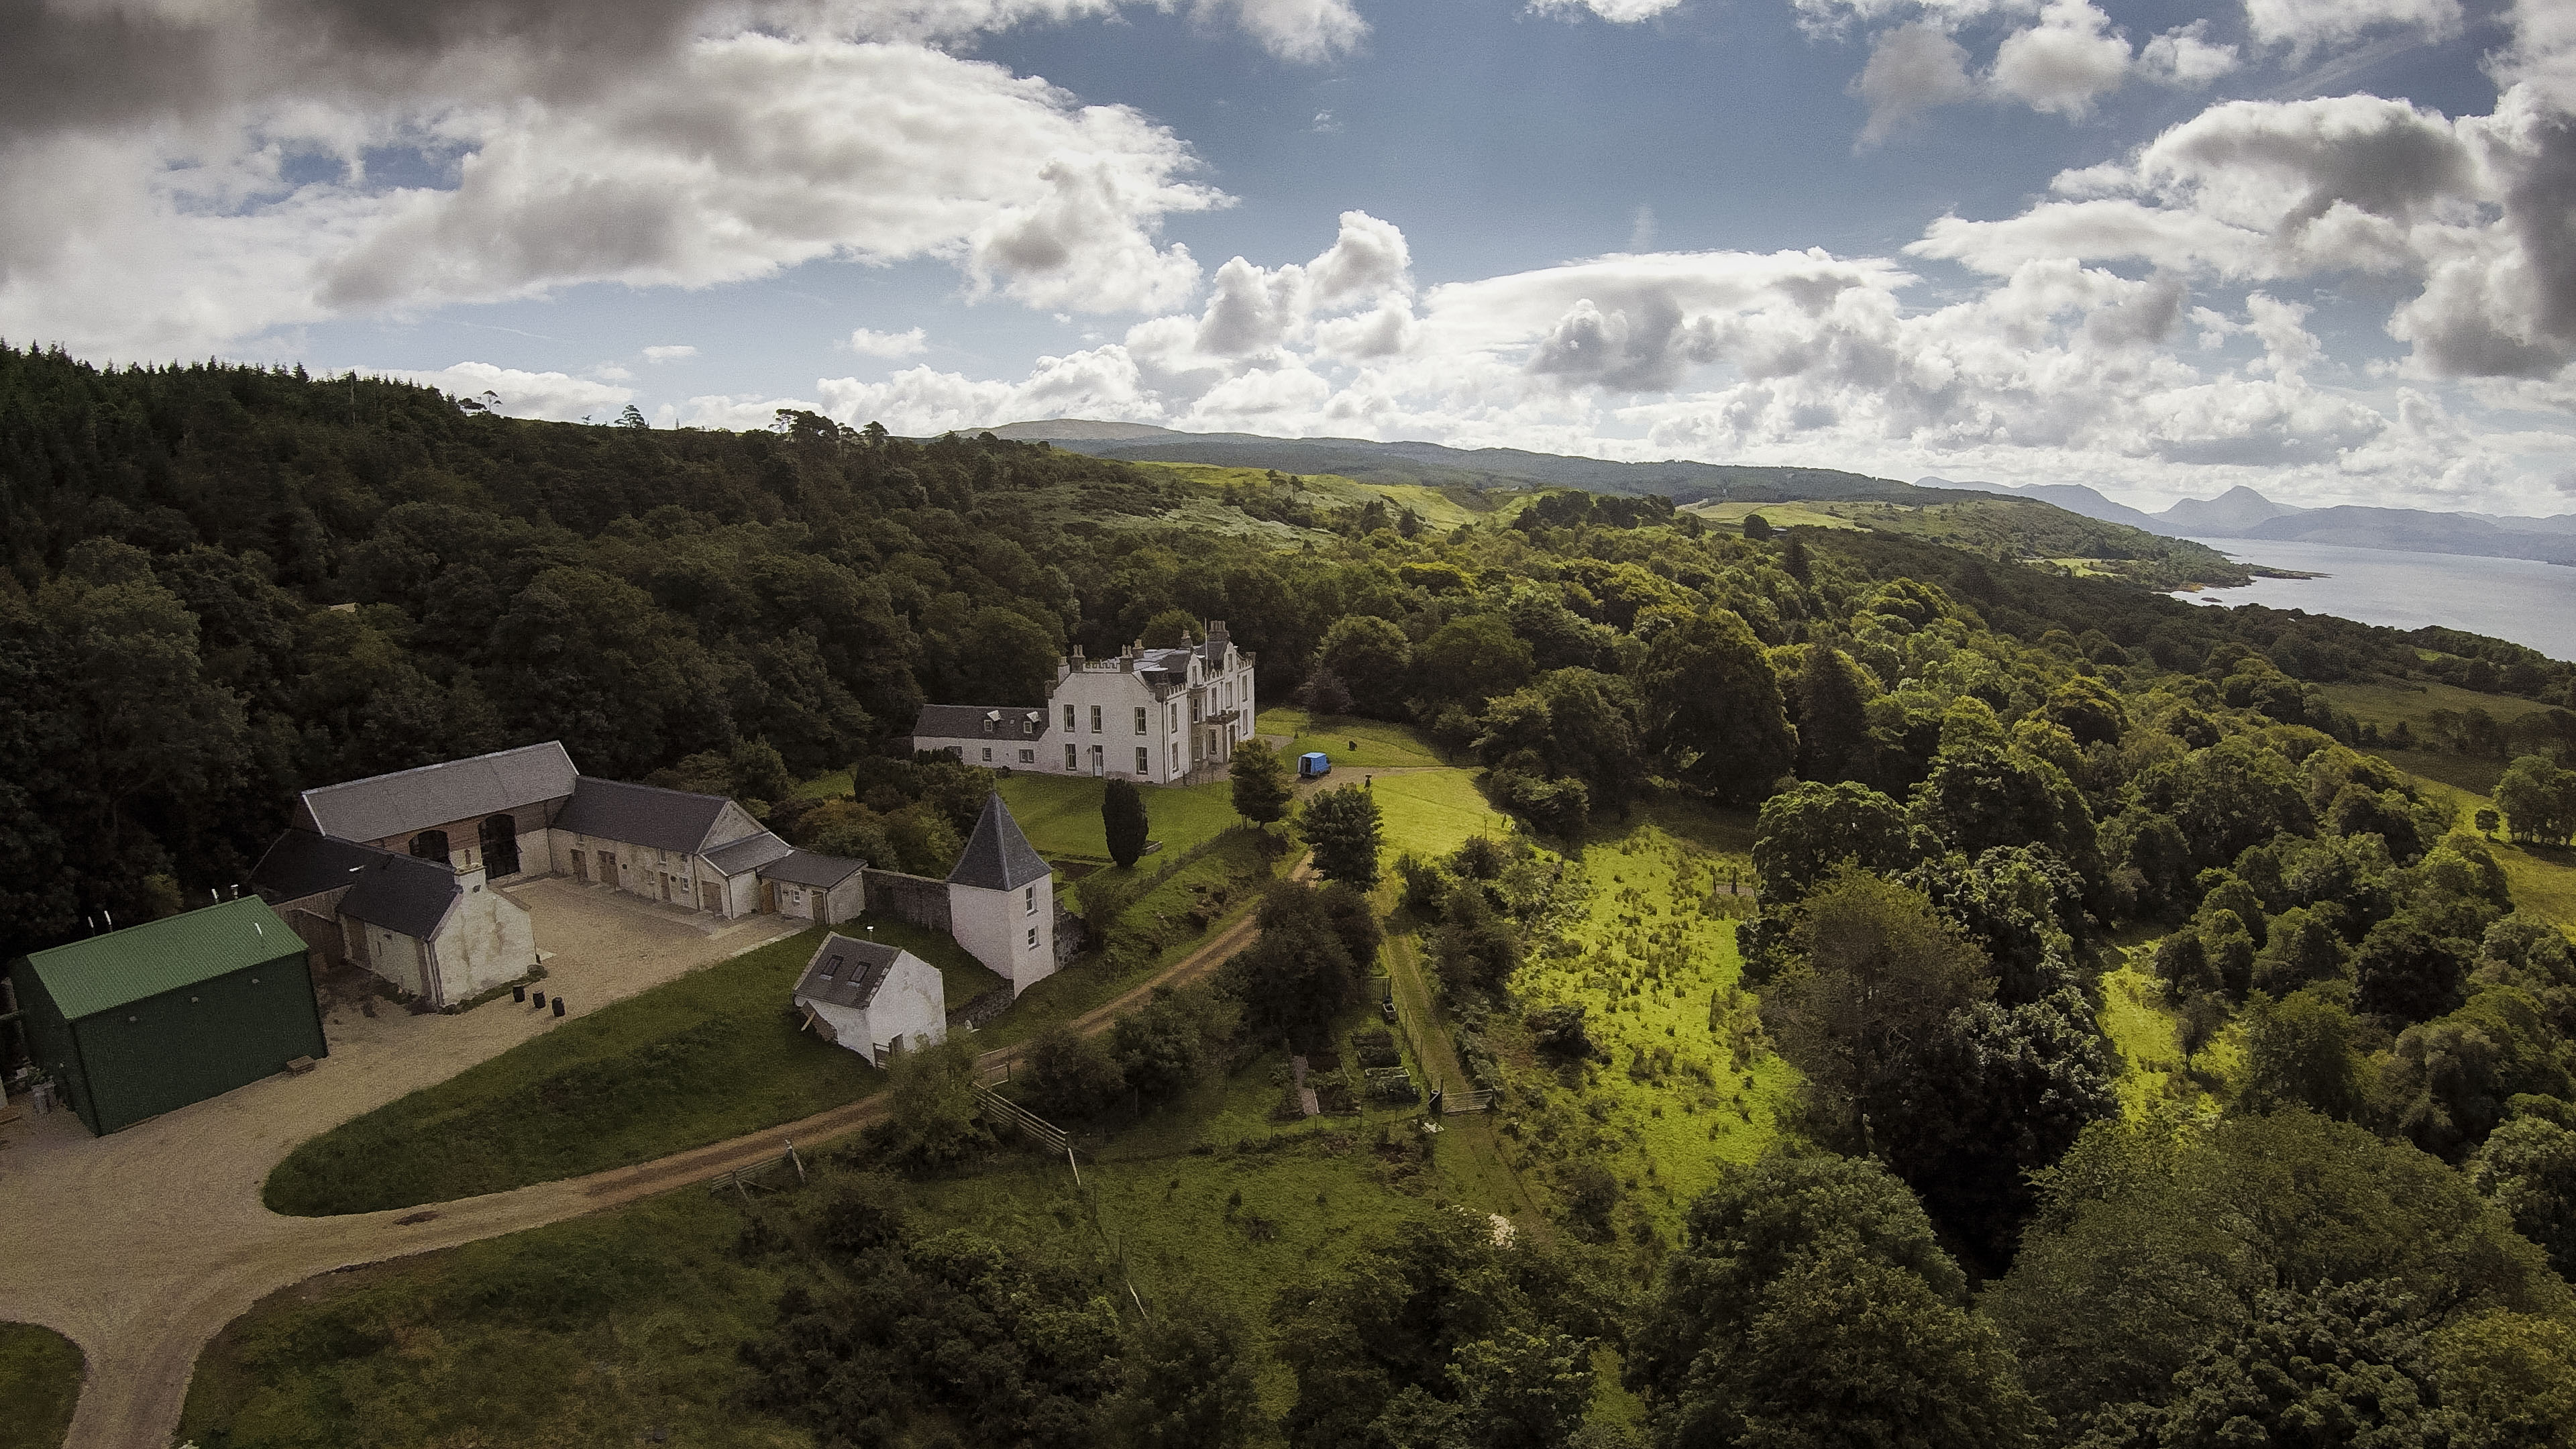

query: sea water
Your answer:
[2171,537,2576,663]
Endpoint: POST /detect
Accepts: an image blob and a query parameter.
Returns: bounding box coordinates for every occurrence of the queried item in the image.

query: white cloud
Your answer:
[2243,0,2463,62]
[2138,22,2238,88]
[379,361,636,421]
[1529,0,1688,21]
[848,326,932,357]
[1193,0,1369,60]
[0,28,1225,356]
[1986,0,2131,119]
[643,344,698,361]
[1855,23,1978,144]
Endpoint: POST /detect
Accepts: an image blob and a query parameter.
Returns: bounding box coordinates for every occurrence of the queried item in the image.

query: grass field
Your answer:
[1680,500,1864,532]
[1364,769,1515,865]
[1493,823,1796,1246]
[178,1193,800,1448]
[0,1323,80,1449]
[1256,706,1452,769]
[996,772,1243,863]
[1137,461,1493,533]
[2324,677,2555,733]
[264,928,883,1216]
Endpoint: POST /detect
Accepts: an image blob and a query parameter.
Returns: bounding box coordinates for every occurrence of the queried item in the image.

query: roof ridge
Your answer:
[302,740,570,797]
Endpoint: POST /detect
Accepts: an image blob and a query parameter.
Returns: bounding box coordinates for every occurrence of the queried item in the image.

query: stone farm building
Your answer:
[250,741,870,1010]
[249,741,1056,1010]
[912,620,1255,784]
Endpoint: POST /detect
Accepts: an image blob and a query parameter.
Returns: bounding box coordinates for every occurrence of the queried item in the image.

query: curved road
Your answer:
[3,859,1298,1449]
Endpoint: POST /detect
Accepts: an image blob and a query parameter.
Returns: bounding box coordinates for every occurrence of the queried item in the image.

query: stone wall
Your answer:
[861,868,952,933]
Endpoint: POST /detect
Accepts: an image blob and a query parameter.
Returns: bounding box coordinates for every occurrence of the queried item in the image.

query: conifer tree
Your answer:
[1230,737,1293,826]
[1104,777,1150,867]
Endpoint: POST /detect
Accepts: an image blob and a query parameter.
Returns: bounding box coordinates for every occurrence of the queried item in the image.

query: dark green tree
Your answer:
[1224,883,1358,1050]
[882,1034,989,1174]
[1793,644,1875,784]
[1104,776,1150,867]
[1751,780,1910,903]
[1638,608,1795,806]
[2469,1107,2576,1279]
[1316,614,1413,718]
[1301,784,1384,888]
[1228,737,1293,826]
[2236,985,2369,1120]
[1024,1023,1126,1120]
[1097,1296,1264,1449]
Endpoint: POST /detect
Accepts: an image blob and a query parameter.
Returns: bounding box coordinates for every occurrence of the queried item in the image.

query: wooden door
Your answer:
[761,879,778,913]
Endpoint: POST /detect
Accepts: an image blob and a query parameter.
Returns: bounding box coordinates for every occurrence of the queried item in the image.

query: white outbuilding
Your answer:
[792,933,947,1063]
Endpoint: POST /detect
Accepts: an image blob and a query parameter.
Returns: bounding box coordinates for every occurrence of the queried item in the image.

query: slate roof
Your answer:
[760,849,865,888]
[1136,647,1195,684]
[947,792,1051,892]
[793,933,907,1010]
[250,830,385,905]
[912,704,1049,741]
[556,777,735,854]
[298,741,577,843]
[702,830,796,877]
[336,851,462,941]
[19,899,307,1020]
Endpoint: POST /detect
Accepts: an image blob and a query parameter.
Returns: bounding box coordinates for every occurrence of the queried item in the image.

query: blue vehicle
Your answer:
[1297,751,1331,779]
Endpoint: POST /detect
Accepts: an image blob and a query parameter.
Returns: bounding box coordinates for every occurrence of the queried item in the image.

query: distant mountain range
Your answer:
[989,419,1926,504]
[1924,478,2576,568]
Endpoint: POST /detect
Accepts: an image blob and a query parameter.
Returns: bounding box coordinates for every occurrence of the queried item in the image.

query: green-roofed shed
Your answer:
[11,898,327,1134]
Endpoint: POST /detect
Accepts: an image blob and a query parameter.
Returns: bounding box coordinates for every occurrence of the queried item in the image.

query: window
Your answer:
[1019,749,1034,764]
[1025,885,1037,916]
[1026,926,1039,949]
[1063,703,1075,729]
[980,747,992,762]
[1136,747,1150,774]
[1191,696,1201,724]
[1065,743,1078,769]
[1134,706,1146,735]
[1090,704,1102,733]
[1169,704,1179,732]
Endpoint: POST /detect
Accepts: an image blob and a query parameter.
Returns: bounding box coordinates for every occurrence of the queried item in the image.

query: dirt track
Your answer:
[1,861,1299,1449]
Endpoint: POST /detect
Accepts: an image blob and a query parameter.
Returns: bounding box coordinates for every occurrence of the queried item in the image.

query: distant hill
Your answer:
[2163,486,2308,536]
[986,418,1179,442]
[1921,478,2175,535]
[994,420,1928,503]
[1928,477,2576,569]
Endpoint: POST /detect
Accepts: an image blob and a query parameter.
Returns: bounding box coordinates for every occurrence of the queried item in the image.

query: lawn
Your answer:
[264,927,883,1215]
[1680,500,1865,532]
[0,1323,80,1449]
[995,771,1242,863]
[1256,706,1452,769]
[2323,676,2555,733]
[1364,769,1515,865]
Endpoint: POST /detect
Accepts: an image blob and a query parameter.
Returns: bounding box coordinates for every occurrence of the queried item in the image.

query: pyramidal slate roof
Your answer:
[947,792,1051,892]
[297,741,577,843]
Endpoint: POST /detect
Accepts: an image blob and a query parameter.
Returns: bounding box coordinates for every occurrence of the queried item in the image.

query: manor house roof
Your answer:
[913,704,1049,740]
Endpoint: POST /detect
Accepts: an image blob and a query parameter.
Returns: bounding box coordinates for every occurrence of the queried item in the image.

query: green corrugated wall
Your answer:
[15,945,327,1135]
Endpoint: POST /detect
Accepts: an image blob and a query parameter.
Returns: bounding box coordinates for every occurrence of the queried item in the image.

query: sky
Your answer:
[7,0,2575,514]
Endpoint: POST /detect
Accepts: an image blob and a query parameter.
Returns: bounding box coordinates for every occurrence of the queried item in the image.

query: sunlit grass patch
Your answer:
[1495,824,1794,1244]
[1366,769,1513,865]
[1256,707,1451,769]
[996,771,1242,863]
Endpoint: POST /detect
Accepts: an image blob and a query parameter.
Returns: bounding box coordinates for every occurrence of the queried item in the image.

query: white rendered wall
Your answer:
[949,880,1056,996]
[429,871,537,1004]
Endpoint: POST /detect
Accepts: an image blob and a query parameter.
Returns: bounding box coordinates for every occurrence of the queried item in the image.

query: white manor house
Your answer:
[912,620,1256,786]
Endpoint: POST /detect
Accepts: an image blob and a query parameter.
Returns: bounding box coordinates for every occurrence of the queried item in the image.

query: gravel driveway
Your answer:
[0,878,801,1449]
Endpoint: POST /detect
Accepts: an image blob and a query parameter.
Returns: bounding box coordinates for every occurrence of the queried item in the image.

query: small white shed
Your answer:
[792,933,946,1063]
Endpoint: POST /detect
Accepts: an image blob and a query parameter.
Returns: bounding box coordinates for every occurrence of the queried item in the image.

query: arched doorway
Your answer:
[480,814,521,878]
[409,829,450,863]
